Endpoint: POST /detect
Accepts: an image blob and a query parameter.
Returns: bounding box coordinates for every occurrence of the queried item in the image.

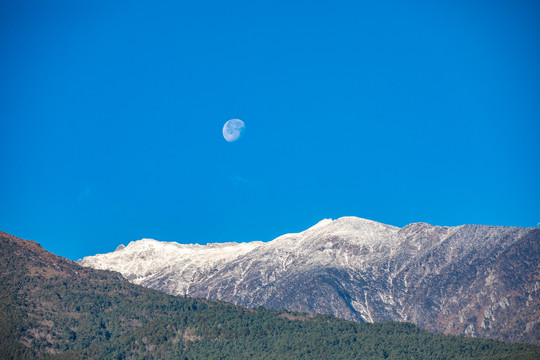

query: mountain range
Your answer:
[80,217,540,344]
[5,230,540,359]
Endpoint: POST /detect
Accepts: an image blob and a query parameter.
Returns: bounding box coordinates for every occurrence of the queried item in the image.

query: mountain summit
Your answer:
[80,217,540,344]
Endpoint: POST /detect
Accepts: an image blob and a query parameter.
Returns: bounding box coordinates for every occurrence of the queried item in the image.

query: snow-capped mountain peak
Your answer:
[79,217,539,344]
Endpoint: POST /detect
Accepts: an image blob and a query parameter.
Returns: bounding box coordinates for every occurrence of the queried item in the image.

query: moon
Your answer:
[222,119,245,142]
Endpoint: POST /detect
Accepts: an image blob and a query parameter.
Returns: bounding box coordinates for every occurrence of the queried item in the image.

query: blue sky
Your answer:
[1,0,539,260]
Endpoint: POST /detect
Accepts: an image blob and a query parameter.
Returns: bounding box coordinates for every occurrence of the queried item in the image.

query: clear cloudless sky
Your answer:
[1,0,539,260]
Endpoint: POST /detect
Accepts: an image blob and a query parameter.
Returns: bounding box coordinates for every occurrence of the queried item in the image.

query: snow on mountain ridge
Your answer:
[79,216,403,296]
[81,236,264,287]
[302,216,399,240]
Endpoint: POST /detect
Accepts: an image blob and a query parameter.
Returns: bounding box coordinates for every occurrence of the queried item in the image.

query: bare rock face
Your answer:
[80,217,540,344]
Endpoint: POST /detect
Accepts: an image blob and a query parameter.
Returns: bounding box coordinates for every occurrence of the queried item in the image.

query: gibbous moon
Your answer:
[223,119,245,142]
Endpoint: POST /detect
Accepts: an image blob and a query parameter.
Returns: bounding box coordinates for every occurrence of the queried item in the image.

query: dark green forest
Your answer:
[1,231,538,359]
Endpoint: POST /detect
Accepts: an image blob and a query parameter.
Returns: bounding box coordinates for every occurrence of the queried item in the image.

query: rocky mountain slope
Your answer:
[80,217,540,344]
